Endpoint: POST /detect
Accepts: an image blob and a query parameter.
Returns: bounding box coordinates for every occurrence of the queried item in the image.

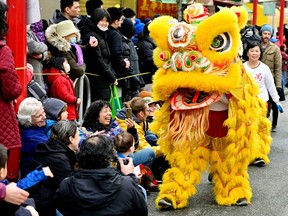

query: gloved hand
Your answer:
[276,102,284,113]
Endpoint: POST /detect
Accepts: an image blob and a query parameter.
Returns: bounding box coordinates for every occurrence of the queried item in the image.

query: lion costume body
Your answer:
[149,4,272,209]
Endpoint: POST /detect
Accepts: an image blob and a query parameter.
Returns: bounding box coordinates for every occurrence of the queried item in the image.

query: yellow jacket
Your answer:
[116,117,162,157]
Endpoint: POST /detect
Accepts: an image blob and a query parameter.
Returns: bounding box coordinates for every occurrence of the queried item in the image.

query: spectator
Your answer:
[82,100,155,167]
[50,0,81,27]
[45,20,86,81]
[107,7,130,88]
[80,0,103,41]
[43,56,80,120]
[119,18,145,102]
[30,120,79,216]
[137,22,158,90]
[42,97,68,137]
[260,24,282,132]
[0,144,37,215]
[17,97,49,178]
[81,8,117,102]
[0,1,22,182]
[116,97,161,157]
[243,41,283,165]
[123,8,136,24]
[27,20,49,89]
[56,135,148,216]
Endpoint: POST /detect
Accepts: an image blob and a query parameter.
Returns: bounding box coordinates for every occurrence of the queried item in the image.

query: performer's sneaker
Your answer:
[236,198,248,206]
[208,173,213,183]
[158,198,173,209]
[271,126,277,132]
[252,158,265,166]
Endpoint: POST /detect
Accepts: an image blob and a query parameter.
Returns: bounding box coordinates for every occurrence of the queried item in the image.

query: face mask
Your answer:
[97,24,108,32]
[63,63,70,73]
[70,37,77,45]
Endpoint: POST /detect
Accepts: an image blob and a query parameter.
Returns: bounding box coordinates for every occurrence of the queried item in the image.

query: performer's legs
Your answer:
[156,146,210,209]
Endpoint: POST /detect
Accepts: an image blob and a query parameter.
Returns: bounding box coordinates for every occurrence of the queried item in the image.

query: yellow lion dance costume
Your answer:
[149,4,272,209]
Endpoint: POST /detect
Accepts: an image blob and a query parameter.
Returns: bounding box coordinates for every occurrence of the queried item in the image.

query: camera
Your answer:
[122,159,129,165]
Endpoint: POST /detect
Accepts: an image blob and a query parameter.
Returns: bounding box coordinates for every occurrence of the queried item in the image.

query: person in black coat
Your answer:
[137,23,158,89]
[29,120,80,216]
[119,18,145,102]
[82,8,117,102]
[55,135,148,216]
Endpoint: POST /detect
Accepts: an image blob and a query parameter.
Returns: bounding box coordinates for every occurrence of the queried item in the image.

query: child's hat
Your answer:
[43,98,67,120]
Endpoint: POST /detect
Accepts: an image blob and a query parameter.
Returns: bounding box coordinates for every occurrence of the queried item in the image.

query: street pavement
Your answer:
[147,97,288,216]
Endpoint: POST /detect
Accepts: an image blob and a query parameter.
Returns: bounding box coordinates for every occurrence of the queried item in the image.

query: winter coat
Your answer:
[55,168,148,216]
[45,24,86,80]
[261,42,282,88]
[0,41,22,150]
[27,28,48,88]
[44,67,78,120]
[137,35,158,84]
[81,18,116,101]
[30,139,77,216]
[281,50,288,72]
[116,109,161,157]
[107,26,127,79]
[20,126,49,178]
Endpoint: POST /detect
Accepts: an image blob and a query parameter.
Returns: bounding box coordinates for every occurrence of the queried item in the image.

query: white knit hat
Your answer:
[56,20,79,37]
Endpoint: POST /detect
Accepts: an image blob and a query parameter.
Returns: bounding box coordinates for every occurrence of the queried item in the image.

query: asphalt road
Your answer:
[147,98,288,216]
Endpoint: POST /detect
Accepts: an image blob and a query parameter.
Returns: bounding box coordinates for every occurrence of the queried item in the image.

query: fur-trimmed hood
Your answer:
[45,24,81,52]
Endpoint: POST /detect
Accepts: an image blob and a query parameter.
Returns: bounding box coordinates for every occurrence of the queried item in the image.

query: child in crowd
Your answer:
[114,132,159,192]
[44,56,80,121]
[43,97,68,137]
[0,144,52,215]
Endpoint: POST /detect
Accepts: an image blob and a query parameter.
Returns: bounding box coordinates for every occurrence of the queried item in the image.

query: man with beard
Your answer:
[260,24,282,132]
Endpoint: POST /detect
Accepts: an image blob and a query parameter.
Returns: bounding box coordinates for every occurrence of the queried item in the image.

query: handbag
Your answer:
[109,85,123,118]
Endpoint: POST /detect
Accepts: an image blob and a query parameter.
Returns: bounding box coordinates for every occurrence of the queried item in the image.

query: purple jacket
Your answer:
[0,182,6,201]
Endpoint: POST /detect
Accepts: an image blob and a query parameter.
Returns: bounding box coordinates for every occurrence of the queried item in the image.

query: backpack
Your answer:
[27,80,48,102]
[241,25,262,61]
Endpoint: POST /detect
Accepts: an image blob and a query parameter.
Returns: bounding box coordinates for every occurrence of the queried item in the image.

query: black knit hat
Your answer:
[86,0,103,16]
[119,18,134,39]
[123,8,136,18]
[107,7,123,23]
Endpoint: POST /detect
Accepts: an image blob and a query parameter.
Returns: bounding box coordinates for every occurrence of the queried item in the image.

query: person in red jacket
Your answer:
[0,2,22,182]
[44,56,80,121]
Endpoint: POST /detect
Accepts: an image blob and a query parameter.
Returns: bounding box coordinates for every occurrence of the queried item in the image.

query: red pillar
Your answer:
[6,0,27,111]
[252,0,258,26]
[278,0,285,45]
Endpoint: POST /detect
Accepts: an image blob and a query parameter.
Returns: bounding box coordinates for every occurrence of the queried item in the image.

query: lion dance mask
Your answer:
[149,4,272,209]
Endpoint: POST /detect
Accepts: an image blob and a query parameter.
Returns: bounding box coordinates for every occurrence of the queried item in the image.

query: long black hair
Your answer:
[82,100,112,132]
[45,56,66,71]
[0,2,8,39]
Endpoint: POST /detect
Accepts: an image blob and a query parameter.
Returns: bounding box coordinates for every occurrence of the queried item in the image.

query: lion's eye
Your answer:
[210,33,231,52]
[172,27,185,40]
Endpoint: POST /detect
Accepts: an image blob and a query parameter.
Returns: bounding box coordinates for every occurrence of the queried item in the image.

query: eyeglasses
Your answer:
[33,112,46,119]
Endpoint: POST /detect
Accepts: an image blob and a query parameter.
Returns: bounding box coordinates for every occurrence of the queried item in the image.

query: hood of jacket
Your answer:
[34,139,70,155]
[60,168,122,209]
[45,24,81,52]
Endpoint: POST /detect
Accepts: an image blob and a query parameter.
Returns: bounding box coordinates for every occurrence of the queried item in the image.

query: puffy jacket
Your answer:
[44,67,78,120]
[0,42,22,150]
